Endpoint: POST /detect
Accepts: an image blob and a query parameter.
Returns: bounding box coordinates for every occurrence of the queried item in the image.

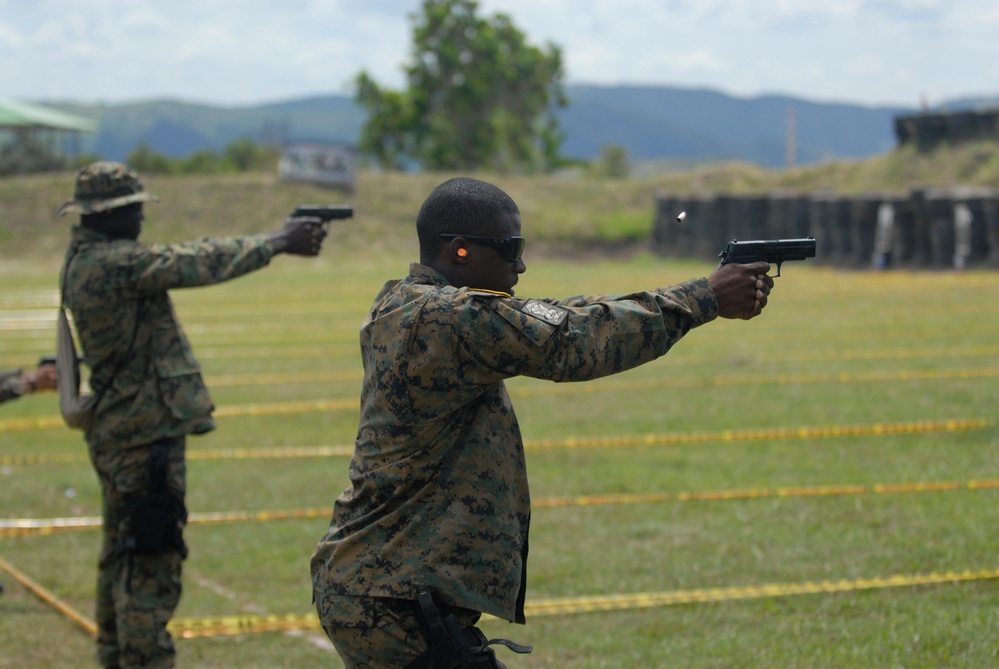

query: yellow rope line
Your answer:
[0,554,97,637]
[2,417,991,466]
[4,476,997,538]
[4,543,999,638]
[1,444,357,466]
[517,568,999,617]
[526,417,993,450]
[5,341,999,376]
[162,567,999,637]
[2,365,997,433]
[510,366,999,401]
[532,478,999,508]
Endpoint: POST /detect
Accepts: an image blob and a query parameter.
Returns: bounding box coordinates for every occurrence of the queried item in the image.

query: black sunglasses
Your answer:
[440,234,526,262]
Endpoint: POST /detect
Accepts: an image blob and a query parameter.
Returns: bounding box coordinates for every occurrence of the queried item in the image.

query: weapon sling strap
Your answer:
[59,240,143,419]
[404,591,532,669]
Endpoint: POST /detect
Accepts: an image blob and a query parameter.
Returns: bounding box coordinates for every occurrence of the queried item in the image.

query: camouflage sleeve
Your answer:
[111,234,275,294]
[456,278,718,384]
[0,369,25,403]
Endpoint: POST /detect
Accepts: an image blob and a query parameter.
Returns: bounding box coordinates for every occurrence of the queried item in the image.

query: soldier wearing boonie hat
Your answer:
[58,160,160,216]
[58,160,332,669]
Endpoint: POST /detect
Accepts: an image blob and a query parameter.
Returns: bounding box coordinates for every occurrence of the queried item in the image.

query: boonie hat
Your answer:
[58,161,159,216]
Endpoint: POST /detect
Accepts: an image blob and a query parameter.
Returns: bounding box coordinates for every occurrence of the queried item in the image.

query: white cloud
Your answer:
[0,0,996,107]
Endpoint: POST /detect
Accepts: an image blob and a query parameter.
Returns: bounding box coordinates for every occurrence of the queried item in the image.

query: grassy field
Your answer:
[2,234,997,668]
[4,138,999,259]
[2,160,999,667]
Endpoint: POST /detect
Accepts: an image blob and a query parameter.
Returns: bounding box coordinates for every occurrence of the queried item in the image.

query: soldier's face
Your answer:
[465,211,527,296]
[111,203,143,240]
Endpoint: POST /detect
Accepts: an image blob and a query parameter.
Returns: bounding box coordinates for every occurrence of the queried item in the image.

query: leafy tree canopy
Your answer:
[355,0,567,173]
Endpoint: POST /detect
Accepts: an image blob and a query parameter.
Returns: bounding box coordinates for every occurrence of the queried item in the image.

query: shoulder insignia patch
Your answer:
[522,300,568,325]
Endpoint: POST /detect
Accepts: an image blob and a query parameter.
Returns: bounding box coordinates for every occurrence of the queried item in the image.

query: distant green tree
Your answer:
[596,144,630,179]
[224,137,274,171]
[126,138,275,175]
[178,149,222,174]
[355,0,567,172]
[127,142,174,174]
[355,77,415,171]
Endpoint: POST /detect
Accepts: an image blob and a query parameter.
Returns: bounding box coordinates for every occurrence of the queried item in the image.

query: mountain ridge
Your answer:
[46,84,996,168]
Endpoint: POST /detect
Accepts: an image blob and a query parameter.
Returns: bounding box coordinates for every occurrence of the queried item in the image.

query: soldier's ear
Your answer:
[448,238,470,262]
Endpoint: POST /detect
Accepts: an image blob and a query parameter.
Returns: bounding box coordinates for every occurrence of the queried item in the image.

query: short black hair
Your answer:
[417,177,520,261]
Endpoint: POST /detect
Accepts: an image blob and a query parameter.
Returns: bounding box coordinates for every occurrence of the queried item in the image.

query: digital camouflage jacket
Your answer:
[60,225,274,450]
[0,369,25,403]
[311,263,719,624]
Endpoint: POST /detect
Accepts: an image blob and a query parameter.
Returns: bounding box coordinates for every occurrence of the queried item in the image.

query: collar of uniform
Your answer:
[70,225,113,243]
[406,263,513,298]
[407,262,451,287]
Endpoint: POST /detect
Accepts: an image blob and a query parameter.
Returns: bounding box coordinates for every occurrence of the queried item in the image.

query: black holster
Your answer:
[116,440,188,591]
[405,591,532,669]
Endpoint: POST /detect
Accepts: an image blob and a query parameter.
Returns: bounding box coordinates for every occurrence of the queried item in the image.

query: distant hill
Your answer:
[49,84,972,168]
[559,86,910,166]
[70,96,363,162]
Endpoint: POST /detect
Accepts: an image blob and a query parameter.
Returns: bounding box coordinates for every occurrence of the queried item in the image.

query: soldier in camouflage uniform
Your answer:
[58,161,328,669]
[1,364,56,595]
[0,363,57,404]
[310,177,775,668]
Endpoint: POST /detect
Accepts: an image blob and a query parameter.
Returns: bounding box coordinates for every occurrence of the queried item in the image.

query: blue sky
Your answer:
[2,0,997,108]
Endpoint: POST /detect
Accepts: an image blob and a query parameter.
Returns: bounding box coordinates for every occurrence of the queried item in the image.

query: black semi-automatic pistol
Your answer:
[291,204,354,230]
[718,237,816,277]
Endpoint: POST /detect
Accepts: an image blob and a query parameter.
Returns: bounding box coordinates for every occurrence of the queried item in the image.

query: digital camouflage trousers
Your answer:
[90,436,187,669]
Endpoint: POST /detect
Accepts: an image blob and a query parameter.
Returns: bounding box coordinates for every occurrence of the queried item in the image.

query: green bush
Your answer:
[126,138,278,176]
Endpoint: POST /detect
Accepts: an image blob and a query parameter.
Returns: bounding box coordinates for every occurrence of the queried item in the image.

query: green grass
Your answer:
[2,163,999,666]
[2,244,998,668]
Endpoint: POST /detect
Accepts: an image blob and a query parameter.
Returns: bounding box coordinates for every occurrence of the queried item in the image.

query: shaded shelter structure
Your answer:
[895,107,999,150]
[653,187,999,270]
[0,97,96,175]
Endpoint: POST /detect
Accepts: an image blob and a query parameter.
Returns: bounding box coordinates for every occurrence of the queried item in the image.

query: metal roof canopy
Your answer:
[0,97,96,133]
